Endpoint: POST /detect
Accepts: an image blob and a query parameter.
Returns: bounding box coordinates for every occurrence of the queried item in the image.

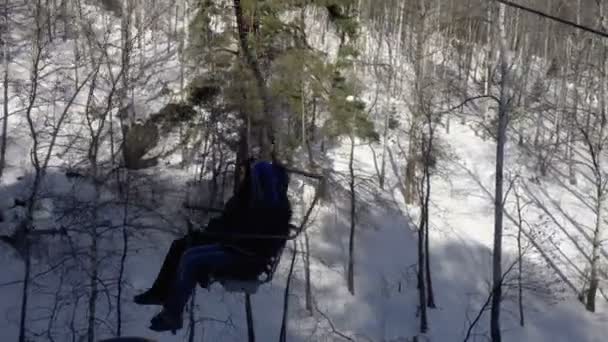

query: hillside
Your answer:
[1,1,608,341]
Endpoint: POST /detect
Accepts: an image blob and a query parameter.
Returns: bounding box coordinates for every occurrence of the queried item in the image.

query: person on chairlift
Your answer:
[133,158,292,332]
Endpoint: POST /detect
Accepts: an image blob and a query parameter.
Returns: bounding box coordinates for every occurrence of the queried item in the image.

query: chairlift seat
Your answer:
[196,225,298,294]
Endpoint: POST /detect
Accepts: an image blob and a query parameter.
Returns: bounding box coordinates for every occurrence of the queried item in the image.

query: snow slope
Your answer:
[2,92,608,342]
[64,121,608,342]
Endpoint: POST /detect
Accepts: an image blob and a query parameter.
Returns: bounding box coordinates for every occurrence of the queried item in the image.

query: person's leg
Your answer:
[135,234,211,305]
[149,237,189,297]
[168,244,243,315]
[134,237,188,305]
[150,244,245,331]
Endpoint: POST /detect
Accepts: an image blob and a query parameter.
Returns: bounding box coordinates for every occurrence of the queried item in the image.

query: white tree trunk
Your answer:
[587,178,603,312]
[586,1,608,312]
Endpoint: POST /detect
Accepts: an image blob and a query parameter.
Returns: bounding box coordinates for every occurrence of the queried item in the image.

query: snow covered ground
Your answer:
[2,2,608,342]
[95,119,608,342]
[3,105,608,342]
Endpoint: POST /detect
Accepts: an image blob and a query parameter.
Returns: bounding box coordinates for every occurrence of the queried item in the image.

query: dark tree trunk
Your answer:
[347,134,356,295]
[234,123,249,194]
[188,290,197,342]
[233,0,273,159]
[0,0,9,180]
[515,190,525,327]
[45,0,53,42]
[116,185,130,336]
[279,241,298,342]
[18,238,31,342]
[491,4,509,341]
[304,232,313,314]
[423,133,435,309]
[417,212,428,333]
[245,294,255,342]
[61,0,68,41]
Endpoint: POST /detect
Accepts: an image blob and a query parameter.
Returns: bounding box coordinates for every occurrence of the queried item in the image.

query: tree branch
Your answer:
[436,95,500,116]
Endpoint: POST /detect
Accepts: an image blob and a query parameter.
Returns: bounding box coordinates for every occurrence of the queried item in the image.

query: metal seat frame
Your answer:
[198,224,299,294]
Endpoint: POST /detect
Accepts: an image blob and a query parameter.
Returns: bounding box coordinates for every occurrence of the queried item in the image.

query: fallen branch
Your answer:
[314,303,355,341]
[435,95,500,116]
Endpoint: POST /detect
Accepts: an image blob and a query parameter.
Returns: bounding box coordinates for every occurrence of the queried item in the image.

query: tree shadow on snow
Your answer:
[0,168,607,342]
[285,176,607,342]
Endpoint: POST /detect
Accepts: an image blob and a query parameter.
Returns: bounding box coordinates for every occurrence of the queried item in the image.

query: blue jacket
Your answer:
[206,161,292,257]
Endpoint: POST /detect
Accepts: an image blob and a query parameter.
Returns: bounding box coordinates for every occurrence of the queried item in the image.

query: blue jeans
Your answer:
[165,244,247,316]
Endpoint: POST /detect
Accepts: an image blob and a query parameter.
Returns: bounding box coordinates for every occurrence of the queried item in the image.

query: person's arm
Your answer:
[205,193,244,233]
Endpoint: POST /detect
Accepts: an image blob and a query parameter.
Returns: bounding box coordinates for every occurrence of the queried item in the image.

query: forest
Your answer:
[0,0,607,341]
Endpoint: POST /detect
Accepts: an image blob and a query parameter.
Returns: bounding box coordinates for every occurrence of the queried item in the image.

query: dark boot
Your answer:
[134,288,164,306]
[149,309,183,334]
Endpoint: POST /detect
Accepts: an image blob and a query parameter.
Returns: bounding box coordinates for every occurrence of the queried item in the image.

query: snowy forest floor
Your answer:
[2,119,608,341]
